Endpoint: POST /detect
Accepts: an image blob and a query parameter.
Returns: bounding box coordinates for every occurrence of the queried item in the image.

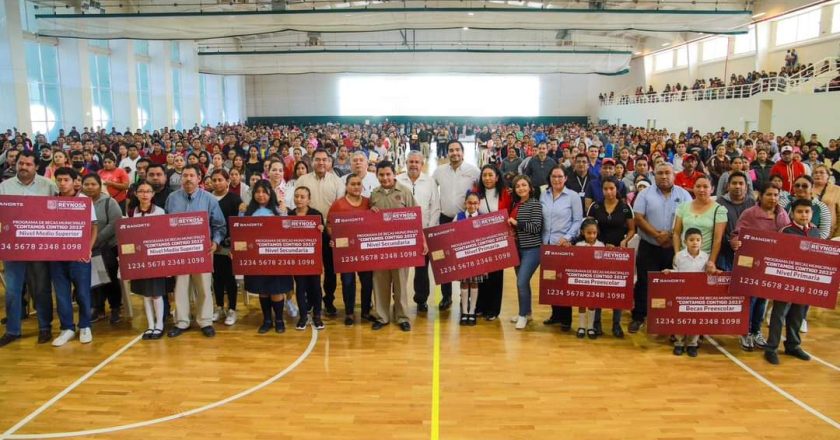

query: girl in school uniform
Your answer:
[575,218,605,339]
[129,181,167,340]
[239,180,294,334]
[456,192,486,326]
[288,185,326,331]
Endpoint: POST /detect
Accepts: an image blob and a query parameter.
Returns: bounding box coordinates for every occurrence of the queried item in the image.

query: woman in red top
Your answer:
[474,165,512,321]
[327,173,372,326]
[97,153,130,212]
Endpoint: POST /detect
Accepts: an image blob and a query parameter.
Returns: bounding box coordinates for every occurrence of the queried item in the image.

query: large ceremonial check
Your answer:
[731,228,840,309]
[229,216,323,275]
[538,246,635,309]
[329,206,425,273]
[647,272,749,335]
[116,212,213,280]
[423,210,519,285]
[0,195,92,261]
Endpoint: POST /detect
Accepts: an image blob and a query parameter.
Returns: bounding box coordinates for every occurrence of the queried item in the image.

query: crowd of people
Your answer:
[599,48,840,104]
[1,120,839,365]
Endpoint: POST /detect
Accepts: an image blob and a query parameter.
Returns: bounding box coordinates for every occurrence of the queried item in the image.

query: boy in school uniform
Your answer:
[666,227,707,357]
[764,198,819,365]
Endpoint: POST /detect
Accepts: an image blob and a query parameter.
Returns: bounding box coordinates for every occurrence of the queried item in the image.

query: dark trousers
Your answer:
[632,240,675,322]
[212,253,238,310]
[341,271,373,316]
[413,256,430,305]
[766,301,804,352]
[476,269,504,317]
[549,306,572,325]
[322,234,337,307]
[28,262,53,331]
[439,214,454,302]
[294,275,323,316]
[93,246,121,312]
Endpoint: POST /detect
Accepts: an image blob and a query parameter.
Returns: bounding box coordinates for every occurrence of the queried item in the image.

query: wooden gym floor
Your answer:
[0,271,838,440]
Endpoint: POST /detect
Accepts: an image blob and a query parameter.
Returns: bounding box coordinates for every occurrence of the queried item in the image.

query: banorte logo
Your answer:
[169,216,203,227]
[652,277,684,284]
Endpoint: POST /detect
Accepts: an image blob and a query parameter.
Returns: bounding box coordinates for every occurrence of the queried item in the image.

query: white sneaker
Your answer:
[800,319,808,333]
[79,327,92,344]
[52,329,76,347]
[286,300,299,319]
[515,316,528,330]
[752,332,768,349]
[510,314,531,323]
[224,309,237,326]
[212,307,222,322]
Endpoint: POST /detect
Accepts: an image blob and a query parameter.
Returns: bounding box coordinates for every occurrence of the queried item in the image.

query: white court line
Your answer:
[0,334,143,440]
[706,336,840,430]
[810,354,840,373]
[2,328,318,439]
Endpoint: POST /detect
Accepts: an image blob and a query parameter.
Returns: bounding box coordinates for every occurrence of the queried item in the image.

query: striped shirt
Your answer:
[514,197,544,249]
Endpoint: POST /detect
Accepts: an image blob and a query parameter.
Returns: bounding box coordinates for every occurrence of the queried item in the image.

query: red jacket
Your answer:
[769,160,806,193]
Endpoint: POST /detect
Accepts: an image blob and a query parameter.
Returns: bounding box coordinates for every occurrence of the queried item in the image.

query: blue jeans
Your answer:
[50,261,92,331]
[341,271,373,316]
[516,247,541,317]
[749,297,767,334]
[3,261,53,336]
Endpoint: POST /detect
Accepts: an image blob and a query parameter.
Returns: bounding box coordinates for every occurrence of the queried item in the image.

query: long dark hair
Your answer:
[475,164,505,198]
[245,179,280,216]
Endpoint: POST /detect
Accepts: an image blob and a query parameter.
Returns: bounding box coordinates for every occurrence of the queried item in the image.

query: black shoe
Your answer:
[167,327,188,338]
[467,315,477,326]
[89,309,103,323]
[296,317,308,331]
[543,317,563,326]
[37,329,52,344]
[344,316,354,326]
[559,324,572,332]
[372,321,387,330]
[142,329,154,340]
[587,328,598,340]
[201,326,215,338]
[150,329,164,340]
[416,303,429,313]
[686,346,698,357]
[673,346,685,356]
[109,309,121,325]
[399,322,411,332]
[628,320,643,333]
[460,314,468,326]
[576,328,586,339]
[0,333,21,347]
[438,298,452,311]
[361,313,377,323]
[324,303,338,318]
[313,316,325,330]
[764,350,780,365]
[274,321,286,334]
[258,321,272,334]
[612,323,625,338]
[784,347,811,361]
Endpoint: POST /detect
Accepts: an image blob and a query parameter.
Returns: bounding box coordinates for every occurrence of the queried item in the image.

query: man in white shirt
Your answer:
[118,143,141,182]
[397,151,441,313]
[341,151,379,197]
[432,140,480,310]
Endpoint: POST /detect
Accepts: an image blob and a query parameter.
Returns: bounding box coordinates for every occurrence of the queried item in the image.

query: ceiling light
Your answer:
[527,2,543,7]
[467,12,474,16]
[661,42,670,47]
[633,51,642,55]
[463,27,469,30]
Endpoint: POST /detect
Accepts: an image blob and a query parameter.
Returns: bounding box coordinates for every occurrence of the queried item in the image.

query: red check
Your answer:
[424,210,519,285]
[538,246,635,309]
[329,206,425,273]
[647,272,748,335]
[731,228,839,309]
[0,195,92,261]
[116,212,212,280]
[229,216,323,275]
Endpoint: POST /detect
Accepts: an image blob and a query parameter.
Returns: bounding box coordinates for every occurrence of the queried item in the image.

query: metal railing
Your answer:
[599,56,840,106]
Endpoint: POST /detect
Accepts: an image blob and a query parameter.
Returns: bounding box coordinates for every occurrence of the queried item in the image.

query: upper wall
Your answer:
[245,73,595,118]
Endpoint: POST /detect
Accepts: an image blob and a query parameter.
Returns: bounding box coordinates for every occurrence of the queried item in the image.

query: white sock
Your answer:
[143,297,155,330]
[468,287,478,315]
[578,311,586,329]
[153,296,164,331]
[586,310,594,330]
[460,287,469,314]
